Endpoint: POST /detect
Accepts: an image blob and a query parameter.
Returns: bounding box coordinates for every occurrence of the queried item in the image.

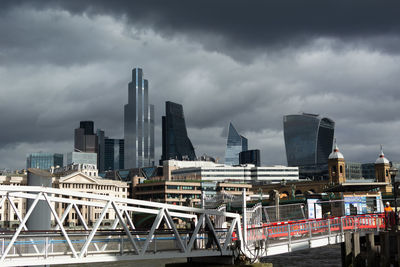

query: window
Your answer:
[340,166,343,174]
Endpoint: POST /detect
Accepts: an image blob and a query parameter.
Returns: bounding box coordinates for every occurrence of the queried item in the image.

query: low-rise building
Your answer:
[133,180,252,206]
[164,160,299,184]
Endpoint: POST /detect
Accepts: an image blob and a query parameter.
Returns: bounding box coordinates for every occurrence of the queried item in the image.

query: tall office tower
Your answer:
[104,138,125,171]
[74,121,98,153]
[239,149,261,167]
[283,113,335,167]
[161,101,196,163]
[124,68,155,168]
[96,129,105,172]
[26,152,63,170]
[224,122,248,165]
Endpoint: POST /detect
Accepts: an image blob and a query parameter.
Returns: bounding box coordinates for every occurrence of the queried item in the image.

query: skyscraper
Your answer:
[161,101,196,163]
[104,138,124,171]
[124,68,155,168]
[224,122,248,165]
[74,121,98,153]
[26,153,63,170]
[283,113,335,167]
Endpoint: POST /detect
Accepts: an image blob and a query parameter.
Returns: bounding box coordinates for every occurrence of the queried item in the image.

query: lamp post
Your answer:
[389,166,399,227]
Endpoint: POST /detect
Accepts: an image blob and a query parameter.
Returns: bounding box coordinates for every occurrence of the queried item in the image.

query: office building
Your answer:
[225,123,248,165]
[283,113,335,166]
[283,113,335,180]
[133,180,252,206]
[124,68,155,168]
[26,153,63,170]
[239,150,261,167]
[164,160,299,184]
[96,129,105,172]
[161,101,196,164]
[74,121,98,153]
[67,152,97,166]
[104,138,124,171]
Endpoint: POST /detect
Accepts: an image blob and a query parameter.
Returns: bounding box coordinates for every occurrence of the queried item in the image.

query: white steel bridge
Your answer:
[0,186,386,266]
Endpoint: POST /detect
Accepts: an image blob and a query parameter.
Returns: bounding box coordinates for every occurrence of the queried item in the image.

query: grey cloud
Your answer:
[3,0,400,61]
[1,3,400,170]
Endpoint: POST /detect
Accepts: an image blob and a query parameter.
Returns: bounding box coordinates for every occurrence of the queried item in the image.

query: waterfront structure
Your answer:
[67,151,97,166]
[163,159,299,184]
[26,152,63,170]
[74,121,98,153]
[161,101,196,164]
[104,138,124,171]
[239,149,261,167]
[225,123,248,165]
[124,68,155,168]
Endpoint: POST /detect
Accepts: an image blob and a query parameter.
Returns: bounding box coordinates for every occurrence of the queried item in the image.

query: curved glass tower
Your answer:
[161,101,196,162]
[224,123,248,166]
[283,113,335,167]
[124,68,155,168]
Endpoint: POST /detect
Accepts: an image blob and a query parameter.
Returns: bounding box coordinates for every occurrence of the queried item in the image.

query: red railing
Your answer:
[245,213,385,242]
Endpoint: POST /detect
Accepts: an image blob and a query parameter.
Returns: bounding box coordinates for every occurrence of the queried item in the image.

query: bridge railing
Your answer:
[0,186,244,266]
[245,213,385,245]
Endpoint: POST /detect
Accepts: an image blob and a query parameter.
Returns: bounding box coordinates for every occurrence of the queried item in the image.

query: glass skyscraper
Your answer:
[124,68,155,168]
[26,152,63,170]
[104,138,124,171]
[283,113,335,167]
[161,101,196,163]
[224,122,248,165]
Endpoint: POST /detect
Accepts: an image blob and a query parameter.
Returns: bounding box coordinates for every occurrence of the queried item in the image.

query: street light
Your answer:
[389,166,399,227]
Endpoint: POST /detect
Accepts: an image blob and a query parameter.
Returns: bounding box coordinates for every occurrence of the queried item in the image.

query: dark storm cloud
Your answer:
[3,1,400,60]
[1,1,400,169]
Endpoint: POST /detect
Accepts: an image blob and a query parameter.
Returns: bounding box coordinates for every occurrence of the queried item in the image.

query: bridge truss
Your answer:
[0,186,243,266]
[0,186,388,266]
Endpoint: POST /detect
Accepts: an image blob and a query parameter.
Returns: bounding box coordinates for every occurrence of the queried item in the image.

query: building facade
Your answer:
[225,122,248,165]
[26,152,63,170]
[283,113,335,167]
[74,121,98,153]
[164,160,299,184]
[0,165,128,228]
[239,150,261,167]
[96,129,105,172]
[124,68,155,168]
[104,138,124,171]
[133,180,252,206]
[283,113,335,180]
[67,152,97,166]
[161,101,196,163]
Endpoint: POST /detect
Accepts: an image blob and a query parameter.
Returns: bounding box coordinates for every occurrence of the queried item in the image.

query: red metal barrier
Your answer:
[246,213,385,241]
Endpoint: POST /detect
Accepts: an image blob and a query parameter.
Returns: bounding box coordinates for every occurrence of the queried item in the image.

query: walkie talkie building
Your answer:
[124,68,155,168]
[283,113,335,179]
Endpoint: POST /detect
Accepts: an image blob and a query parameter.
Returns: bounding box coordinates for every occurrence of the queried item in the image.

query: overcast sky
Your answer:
[2,1,400,170]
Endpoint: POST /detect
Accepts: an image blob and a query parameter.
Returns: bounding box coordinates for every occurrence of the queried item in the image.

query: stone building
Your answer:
[0,164,128,228]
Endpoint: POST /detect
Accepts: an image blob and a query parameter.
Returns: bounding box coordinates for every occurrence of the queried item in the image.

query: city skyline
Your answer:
[2,2,400,169]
